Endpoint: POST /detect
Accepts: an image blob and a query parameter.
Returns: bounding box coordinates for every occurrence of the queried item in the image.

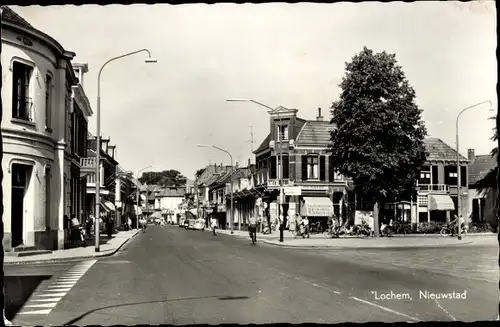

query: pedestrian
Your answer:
[85,215,93,239]
[210,215,218,235]
[289,214,297,236]
[248,213,257,243]
[302,215,310,238]
[106,217,114,238]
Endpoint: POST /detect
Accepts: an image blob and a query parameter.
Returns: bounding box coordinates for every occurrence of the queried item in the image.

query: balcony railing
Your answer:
[81,158,96,169]
[417,184,449,193]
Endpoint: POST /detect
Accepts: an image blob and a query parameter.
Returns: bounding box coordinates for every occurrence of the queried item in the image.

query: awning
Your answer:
[428,194,455,211]
[104,201,116,211]
[189,208,198,217]
[100,202,112,212]
[300,197,334,217]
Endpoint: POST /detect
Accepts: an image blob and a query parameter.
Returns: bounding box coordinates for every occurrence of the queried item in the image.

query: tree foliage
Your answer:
[329,47,427,203]
[195,168,206,179]
[139,170,186,187]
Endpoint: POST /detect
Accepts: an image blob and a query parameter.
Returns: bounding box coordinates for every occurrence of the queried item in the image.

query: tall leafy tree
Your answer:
[475,116,497,192]
[195,168,206,179]
[139,170,186,187]
[329,47,427,237]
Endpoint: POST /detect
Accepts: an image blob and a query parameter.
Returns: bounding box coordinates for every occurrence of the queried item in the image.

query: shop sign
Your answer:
[284,186,302,196]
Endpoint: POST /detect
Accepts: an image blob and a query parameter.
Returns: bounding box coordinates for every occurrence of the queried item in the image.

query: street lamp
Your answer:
[227,98,285,242]
[135,165,153,229]
[95,49,156,252]
[197,144,234,234]
[455,100,493,240]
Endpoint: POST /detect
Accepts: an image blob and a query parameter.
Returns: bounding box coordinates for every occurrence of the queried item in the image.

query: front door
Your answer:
[11,164,28,248]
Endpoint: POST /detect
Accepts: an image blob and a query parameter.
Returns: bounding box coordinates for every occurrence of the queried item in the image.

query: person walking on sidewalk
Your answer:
[302,215,310,238]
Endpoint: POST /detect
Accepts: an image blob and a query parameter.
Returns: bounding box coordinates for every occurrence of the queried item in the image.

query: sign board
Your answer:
[302,185,329,191]
[284,186,302,196]
[305,204,333,217]
[355,210,374,230]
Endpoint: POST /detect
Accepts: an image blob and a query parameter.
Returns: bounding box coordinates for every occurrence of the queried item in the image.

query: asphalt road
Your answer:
[8,225,498,325]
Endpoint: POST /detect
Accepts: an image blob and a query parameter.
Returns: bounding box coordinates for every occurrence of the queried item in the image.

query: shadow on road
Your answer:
[4,275,52,320]
[62,294,250,325]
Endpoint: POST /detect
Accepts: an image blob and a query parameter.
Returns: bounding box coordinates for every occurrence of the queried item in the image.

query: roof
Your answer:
[295,121,332,146]
[157,187,186,197]
[424,138,468,162]
[1,6,33,28]
[468,154,497,185]
[254,118,308,154]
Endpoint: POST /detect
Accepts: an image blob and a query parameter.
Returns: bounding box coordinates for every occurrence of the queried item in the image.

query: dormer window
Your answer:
[277,125,289,141]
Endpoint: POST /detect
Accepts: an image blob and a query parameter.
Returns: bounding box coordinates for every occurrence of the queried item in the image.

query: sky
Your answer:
[12,1,497,180]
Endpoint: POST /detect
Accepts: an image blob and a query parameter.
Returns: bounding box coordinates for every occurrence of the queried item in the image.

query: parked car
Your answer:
[193,218,205,231]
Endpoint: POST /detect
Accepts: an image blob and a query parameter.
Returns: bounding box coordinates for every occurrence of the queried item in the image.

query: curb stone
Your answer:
[4,230,140,266]
[261,239,474,250]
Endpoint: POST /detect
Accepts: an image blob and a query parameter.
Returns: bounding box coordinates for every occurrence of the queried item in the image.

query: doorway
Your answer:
[11,164,30,248]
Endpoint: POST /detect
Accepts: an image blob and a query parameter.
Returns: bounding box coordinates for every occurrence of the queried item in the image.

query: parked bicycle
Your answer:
[392,221,412,235]
[309,221,325,234]
[353,220,373,237]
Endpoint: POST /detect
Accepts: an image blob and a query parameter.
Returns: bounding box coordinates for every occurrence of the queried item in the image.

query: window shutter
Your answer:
[328,156,334,182]
[302,156,308,181]
[283,156,289,179]
[432,166,438,184]
[270,156,277,179]
[460,166,467,187]
[319,156,326,181]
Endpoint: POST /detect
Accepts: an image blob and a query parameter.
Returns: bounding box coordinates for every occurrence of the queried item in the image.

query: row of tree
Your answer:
[139,169,187,187]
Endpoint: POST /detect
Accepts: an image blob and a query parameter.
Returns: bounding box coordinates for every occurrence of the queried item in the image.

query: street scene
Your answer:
[1,2,498,325]
[5,226,499,325]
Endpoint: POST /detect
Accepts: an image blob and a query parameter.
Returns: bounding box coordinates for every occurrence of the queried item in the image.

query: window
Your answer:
[307,156,319,179]
[277,125,289,141]
[12,62,33,121]
[45,167,51,228]
[449,172,458,178]
[270,156,277,179]
[45,74,52,130]
[277,156,290,179]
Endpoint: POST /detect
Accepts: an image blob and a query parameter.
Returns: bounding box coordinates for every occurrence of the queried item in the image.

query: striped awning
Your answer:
[429,194,455,211]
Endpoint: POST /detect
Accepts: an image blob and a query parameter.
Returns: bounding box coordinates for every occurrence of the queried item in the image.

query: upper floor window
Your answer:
[12,62,34,121]
[307,156,319,179]
[45,74,53,130]
[419,166,431,184]
[277,125,289,141]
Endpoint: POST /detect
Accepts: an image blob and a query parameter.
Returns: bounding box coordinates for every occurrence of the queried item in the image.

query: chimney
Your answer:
[468,149,475,162]
[316,107,323,121]
[248,158,251,167]
[235,162,239,169]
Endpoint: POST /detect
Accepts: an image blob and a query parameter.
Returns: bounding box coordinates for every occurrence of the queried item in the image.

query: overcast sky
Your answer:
[12,1,497,179]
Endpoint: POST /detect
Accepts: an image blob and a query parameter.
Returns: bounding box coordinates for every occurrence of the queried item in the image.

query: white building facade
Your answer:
[1,7,92,251]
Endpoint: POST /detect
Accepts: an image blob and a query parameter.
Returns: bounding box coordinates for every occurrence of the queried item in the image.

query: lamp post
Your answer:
[198,145,234,234]
[227,99,285,242]
[135,165,153,229]
[95,49,156,252]
[455,100,493,240]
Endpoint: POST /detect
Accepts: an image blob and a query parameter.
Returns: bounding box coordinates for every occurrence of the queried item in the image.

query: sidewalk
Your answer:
[4,229,140,265]
[210,228,497,249]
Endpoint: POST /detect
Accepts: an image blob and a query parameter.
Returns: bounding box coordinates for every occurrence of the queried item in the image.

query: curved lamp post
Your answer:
[95,49,157,252]
[227,99,285,242]
[198,144,234,234]
[455,100,493,240]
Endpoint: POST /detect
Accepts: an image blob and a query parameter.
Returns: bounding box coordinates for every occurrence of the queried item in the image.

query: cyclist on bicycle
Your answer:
[449,215,465,234]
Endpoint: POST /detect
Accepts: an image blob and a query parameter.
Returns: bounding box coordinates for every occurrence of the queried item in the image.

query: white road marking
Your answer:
[434,299,457,321]
[25,303,57,308]
[17,309,52,315]
[18,259,97,315]
[349,296,421,322]
[31,298,62,302]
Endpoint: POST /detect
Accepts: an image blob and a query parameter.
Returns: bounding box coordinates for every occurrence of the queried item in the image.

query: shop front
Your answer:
[299,196,334,230]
